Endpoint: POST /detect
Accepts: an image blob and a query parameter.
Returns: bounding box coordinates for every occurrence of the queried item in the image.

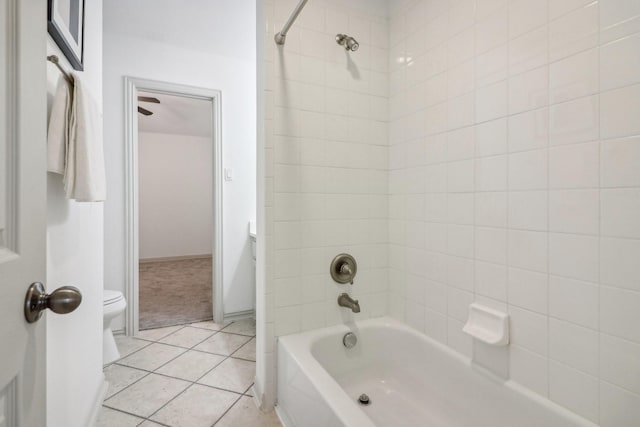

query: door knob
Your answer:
[24,282,82,323]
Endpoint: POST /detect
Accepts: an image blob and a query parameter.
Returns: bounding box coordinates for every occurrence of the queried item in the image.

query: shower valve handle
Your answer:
[330,254,357,284]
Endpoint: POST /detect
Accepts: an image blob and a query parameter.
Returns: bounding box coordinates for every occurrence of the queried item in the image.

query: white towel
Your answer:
[47,80,71,175]
[47,73,107,202]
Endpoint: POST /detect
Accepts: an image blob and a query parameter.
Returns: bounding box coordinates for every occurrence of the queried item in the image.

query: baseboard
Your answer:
[87,376,108,427]
[275,405,294,427]
[251,385,263,411]
[139,254,212,263]
[224,309,255,323]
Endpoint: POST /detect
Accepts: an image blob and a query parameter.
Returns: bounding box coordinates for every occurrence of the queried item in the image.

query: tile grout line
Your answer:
[143,326,257,425]
[104,380,259,427]
[110,334,255,390]
[109,365,251,397]
[106,336,156,365]
[124,335,255,357]
[210,394,245,427]
[138,324,189,341]
[103,321,257,427]
[117,325,253,383]
[117,327,254,371]
[103,325,201,403]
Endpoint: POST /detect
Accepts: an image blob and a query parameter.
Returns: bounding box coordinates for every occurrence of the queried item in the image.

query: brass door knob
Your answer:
[24,282,82,323]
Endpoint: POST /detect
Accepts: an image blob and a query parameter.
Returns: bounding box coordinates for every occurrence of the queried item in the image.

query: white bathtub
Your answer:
[276,317,596,427]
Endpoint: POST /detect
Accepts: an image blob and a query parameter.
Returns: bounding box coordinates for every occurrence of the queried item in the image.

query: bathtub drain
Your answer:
[358,393,371,405]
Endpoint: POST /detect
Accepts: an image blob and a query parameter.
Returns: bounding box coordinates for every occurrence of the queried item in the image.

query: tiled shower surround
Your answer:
[261,0,640,425]
[261,0,391,408]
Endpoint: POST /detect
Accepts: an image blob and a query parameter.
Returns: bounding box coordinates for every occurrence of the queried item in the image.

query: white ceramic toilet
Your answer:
[103,290,127,365]
[249,221,257,267]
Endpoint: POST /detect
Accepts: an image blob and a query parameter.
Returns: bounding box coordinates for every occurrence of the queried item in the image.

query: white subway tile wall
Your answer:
[262,0,640,424]
[387,0,640,424]
[263,0,391,406]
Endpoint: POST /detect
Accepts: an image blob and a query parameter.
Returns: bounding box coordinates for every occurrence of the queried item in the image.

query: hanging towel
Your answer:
[65,73,106,201]
[47,73,107,202]
[47,80,72,175]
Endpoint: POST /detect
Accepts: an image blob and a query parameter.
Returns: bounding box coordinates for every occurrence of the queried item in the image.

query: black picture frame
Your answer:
[47,0,85,71]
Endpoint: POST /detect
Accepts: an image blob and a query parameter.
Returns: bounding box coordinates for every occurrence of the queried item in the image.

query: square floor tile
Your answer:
[104,364,148,398]
[197,357,255,393]
[190,320,225,331]
[138,422,164,427]
[96,407,144,427]
[232,338,256,361]
[114,335,151,359]
[150,384,239,427]
[215,396,282,427]
[104,373,190,418]
[156,350,226,382]
[159,326,215,348]
[118,343,186,371]
[222,319,256,336]
[193,332,251,356]
[138,325,184,341]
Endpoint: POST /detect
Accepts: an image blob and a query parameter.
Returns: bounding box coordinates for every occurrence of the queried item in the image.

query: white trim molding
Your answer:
[123,77,224,335]
[139,254,212,264]
[86,376,109,427]
[0,0,18,264]
[223,309,255,323]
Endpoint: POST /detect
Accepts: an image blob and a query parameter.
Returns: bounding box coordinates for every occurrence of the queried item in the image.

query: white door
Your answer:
[0,0,48,425]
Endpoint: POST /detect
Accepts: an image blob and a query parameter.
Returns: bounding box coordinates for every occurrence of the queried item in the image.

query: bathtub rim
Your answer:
[276,316,599,427]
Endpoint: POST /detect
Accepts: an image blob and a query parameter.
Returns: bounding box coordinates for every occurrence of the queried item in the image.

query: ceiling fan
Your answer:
[138,96,160,116]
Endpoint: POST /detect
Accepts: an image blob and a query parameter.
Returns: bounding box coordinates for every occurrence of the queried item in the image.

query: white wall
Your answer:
[46,0,105,425]
[103,0,257,326]
[139,132,213,260]
[387,0,640,424]
[259,0,390,408]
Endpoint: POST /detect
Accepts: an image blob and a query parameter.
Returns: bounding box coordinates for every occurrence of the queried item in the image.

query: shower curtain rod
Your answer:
[47,55,73,85]
[274,0,309,45]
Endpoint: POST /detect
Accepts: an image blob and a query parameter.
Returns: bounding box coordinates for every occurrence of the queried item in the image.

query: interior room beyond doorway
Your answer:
[137,90,215,330]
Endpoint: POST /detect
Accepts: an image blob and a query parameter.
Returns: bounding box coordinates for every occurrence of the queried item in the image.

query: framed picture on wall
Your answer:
[47,0,85,71]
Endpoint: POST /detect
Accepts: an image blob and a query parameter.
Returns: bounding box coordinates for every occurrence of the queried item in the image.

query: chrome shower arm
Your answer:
[274,0,309,45]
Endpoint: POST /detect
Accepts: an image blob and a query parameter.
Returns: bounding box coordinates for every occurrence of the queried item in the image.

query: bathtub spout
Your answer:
[338,293,360,313]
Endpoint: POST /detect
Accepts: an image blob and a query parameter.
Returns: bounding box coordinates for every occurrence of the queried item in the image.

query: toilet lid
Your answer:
[104,290,123,305]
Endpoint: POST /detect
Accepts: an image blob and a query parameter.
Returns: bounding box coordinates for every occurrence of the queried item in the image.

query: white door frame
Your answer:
[123,77,224,335]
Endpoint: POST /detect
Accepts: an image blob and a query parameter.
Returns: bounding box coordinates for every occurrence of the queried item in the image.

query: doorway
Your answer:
[123,78,223,335]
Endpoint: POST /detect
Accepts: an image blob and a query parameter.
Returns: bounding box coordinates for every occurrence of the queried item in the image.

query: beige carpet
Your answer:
[139,257,213,330]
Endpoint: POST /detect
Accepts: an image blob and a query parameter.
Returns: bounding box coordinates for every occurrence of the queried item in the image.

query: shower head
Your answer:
[346,37,359,51]
[336,34,359,52]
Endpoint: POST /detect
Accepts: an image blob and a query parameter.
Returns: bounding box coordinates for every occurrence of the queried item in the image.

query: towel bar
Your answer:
[47,55,73,85]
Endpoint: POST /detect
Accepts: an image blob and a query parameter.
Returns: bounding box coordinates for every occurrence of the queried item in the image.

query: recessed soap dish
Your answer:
[462,303,510,346]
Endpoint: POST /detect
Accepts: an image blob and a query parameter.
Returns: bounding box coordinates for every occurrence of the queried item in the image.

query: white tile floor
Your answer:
[97,319,281,427]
